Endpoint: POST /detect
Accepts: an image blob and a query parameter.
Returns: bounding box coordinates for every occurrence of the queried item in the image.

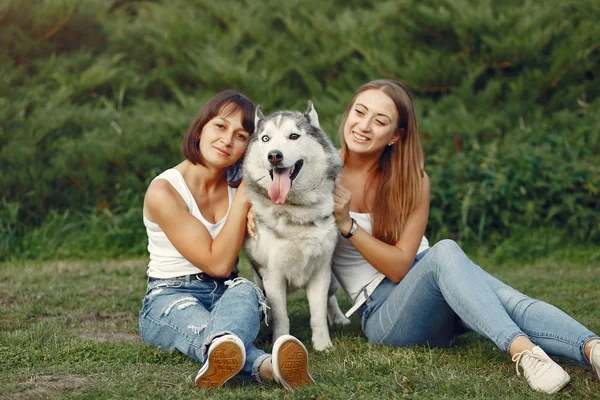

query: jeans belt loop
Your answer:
[362,286,371,308]
[345,273,386,318]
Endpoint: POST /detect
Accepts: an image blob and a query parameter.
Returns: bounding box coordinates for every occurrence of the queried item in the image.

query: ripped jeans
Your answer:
[139,276,270,381]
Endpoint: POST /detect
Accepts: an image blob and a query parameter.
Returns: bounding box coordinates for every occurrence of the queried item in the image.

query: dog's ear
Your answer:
[304,100,320,129]
[255,105,264,129]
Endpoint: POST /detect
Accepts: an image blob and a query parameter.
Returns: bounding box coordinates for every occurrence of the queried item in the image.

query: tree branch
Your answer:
[40,4,78,41]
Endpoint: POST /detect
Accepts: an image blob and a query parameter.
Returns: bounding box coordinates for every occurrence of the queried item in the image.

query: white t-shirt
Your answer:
[143,168,236,279]
[332,211,429,304]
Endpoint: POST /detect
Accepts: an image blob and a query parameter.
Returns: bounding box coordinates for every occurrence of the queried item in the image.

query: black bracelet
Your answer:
[342,218,358,239]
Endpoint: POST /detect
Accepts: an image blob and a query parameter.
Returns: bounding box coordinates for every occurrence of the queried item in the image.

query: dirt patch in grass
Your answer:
[38,311,141,342]
[76,311,141,342]
[0,292,17,326]
[0,291,16,306]
[39,259,146,274]
[71,310,135,323]
[78,331,140,342]
[9,374,86,399]
[38,310,136,325]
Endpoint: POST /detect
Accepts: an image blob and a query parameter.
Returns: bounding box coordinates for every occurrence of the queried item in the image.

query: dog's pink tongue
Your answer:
[268,168,291,204]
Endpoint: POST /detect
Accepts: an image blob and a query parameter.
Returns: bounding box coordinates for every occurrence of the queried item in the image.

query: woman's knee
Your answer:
[429,240,467,262]
[224,278,266,307]
[226,278,257,295]
[431,239,462,255]
[426,239,470,273]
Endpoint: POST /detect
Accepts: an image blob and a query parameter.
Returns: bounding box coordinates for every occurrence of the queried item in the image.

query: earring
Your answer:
[387,142,394,146]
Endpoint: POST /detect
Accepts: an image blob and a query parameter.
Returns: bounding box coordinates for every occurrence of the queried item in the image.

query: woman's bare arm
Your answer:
[334,174,430,283]
[144,180,250,278]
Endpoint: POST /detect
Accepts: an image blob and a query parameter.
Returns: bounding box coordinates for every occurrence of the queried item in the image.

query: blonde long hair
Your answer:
[339,79,425,245]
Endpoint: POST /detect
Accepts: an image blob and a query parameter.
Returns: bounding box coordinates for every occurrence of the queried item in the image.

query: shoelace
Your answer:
[512,350,529,376]
[512,349,546,377]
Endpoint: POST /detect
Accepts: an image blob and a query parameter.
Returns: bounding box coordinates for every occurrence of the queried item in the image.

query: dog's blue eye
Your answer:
[261,135,269,142]
[289,133,300,140]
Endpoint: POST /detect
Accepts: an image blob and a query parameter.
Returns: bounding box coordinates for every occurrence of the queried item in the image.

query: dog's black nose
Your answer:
[267,150,283,164]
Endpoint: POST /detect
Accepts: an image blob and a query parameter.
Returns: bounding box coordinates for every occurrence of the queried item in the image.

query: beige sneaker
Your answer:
[195,334,245,388]
[512,346,570,394]
[272,335,315,391]
[587,338,600,380]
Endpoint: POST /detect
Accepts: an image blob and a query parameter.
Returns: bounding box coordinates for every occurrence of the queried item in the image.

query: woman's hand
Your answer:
[247,206,256,239]
[333,182,353,235]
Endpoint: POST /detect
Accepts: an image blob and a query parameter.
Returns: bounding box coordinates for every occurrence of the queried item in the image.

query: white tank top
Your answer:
[143,168,236,279]
[332,211,430,304]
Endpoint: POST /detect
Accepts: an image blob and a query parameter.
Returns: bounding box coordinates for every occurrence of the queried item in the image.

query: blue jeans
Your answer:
[139,276,270,381]
[360,239,597,364]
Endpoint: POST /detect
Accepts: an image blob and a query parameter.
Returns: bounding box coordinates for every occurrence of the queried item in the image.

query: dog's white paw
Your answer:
[312,335,333,352]
[328,312,351,326]
[327,294,350,326]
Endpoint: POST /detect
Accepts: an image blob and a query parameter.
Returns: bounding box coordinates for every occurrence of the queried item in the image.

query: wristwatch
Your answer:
[342,218,358,239]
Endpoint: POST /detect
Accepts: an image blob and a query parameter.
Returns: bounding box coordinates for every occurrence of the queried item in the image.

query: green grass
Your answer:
[1,254,599,399]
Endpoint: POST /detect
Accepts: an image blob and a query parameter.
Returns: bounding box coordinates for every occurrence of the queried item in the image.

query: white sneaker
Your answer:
[587,338,600,380]
[272,335,315,391]
[195,334,245,389]
[512,346,570,394]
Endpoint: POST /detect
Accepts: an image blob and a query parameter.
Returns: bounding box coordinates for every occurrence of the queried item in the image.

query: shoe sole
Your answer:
[275,339,315,391]
[195,341,244,389]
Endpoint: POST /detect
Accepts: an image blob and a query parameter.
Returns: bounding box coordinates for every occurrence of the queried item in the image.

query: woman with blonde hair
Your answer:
[332,79,600,394]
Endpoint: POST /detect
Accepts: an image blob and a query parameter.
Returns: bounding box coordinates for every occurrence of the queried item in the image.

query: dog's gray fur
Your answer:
[243,101,350,351]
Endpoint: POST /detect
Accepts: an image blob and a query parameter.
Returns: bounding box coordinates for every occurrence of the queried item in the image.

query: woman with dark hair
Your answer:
[139,90,314,390]
[332,79,600,394]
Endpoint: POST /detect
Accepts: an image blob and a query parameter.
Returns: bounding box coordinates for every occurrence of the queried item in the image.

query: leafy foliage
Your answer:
[0,0,598,260]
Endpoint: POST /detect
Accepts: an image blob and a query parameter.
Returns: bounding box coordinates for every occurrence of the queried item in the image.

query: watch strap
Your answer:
[342,218,358,239]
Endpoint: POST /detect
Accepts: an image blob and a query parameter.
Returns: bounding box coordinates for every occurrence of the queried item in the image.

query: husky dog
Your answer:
[243,101,350,351]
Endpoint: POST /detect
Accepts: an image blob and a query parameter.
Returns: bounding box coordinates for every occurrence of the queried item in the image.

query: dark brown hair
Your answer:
[339,79,425,245]
[181,90,255,186]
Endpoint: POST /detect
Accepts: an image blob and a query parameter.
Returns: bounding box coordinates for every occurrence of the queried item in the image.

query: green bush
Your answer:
[0,0,598,260]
